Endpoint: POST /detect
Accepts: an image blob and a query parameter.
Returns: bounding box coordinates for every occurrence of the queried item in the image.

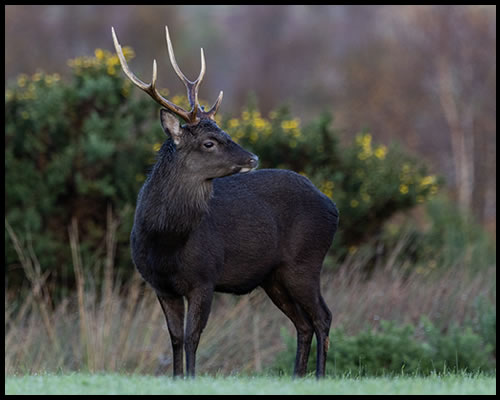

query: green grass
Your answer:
[5,373,496,395]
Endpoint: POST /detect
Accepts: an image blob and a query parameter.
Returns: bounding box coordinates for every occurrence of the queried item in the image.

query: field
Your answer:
[5,373,496,395]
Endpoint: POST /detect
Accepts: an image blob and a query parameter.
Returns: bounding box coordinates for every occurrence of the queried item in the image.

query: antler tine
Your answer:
[112,27,191,122]
[112,26,223,124]
[112,27,149,90]
[165,26,206,112]
[203,90,224,121]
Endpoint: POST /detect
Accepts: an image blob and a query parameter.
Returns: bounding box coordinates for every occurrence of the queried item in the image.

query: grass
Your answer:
[4,373,496,395]
[5,213,496,376]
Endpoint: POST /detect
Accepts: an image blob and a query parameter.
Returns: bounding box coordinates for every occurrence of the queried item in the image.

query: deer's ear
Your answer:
[160,109,183,145]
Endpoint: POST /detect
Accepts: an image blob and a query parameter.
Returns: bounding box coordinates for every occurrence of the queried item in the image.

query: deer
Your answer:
[112,26,339,379]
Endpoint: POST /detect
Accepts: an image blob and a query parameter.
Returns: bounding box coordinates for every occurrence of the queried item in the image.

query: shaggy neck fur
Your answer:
[135,139,212,236]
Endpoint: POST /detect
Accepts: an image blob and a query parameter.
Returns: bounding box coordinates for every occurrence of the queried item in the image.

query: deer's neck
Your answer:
[136,140,212,236]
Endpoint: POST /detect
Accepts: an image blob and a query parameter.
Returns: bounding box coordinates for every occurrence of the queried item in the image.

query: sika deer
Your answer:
[112,26,339,378]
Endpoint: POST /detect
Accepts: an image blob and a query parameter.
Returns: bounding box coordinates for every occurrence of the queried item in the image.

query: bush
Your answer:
[6,49,161,293]
[6,48,441,293]
[272,316,496,377]
[219,105,442,258]
[378,195,496,275]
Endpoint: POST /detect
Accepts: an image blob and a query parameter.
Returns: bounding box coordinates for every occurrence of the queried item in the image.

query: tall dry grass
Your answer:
[5,214,496,376]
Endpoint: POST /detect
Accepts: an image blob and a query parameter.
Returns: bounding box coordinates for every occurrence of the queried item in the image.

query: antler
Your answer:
[112,26,223,124]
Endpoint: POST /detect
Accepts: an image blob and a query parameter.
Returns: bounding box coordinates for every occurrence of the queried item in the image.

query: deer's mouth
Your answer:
[233,164,257,174]
[231,166,250,174]
[230,155,258,174]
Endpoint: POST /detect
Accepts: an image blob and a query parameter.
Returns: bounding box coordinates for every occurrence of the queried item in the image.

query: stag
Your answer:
[112,26,339,378]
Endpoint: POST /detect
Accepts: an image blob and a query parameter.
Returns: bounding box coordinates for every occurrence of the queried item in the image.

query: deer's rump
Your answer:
[209,169,339,294]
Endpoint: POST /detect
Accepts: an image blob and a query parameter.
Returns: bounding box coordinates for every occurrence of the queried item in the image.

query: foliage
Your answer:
[5,48,162,292]
[7,47,441,292]
[218,103,441,257]
[378,195,496,276]
[273,314,496,377]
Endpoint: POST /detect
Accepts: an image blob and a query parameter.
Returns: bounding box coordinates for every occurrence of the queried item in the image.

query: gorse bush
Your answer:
[273,316,496,377]
[219,105,441,257]
[6,48,161,293]
[6,48,441,292]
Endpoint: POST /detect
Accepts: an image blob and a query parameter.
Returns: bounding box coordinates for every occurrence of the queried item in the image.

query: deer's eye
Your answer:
[203,141,215,149]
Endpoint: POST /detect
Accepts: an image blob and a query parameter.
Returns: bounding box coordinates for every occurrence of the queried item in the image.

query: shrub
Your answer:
[379,195,496,275]
[5,49,161,293]
[272,316,496,377]
[6,48,441,293]
[219,106,442,258]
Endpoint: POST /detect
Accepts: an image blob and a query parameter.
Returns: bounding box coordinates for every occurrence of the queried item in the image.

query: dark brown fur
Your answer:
[131,110,339,378]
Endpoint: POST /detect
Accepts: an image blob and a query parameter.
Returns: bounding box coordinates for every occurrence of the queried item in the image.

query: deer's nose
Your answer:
[248,155,259,168]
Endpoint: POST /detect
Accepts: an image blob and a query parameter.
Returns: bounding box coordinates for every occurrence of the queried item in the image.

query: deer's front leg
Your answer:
[184,285,214,378]
[157,293,185,378]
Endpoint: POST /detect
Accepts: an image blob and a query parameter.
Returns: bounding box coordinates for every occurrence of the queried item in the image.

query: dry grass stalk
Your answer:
[4,216,495,376]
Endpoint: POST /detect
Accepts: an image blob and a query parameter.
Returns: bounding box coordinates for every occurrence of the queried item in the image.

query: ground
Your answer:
[5,373,496,395]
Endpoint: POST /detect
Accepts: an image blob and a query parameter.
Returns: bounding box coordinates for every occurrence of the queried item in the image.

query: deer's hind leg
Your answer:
[261,275,314,377]
[278,265,332,378]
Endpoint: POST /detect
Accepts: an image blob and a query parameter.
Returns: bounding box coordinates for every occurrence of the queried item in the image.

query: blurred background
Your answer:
[5,5,496,377]
[6,5,496,230]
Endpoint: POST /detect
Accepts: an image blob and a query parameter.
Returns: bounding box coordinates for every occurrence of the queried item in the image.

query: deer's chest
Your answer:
[131,230,196,296]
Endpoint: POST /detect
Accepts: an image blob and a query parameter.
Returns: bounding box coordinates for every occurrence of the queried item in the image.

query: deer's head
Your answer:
[112,26,258,180]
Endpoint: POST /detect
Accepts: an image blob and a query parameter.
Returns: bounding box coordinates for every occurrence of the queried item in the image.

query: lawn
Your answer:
[5,373,496,395]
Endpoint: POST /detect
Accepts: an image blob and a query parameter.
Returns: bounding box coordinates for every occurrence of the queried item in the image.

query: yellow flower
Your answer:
[350,199,359,208]
[153,142,162,152]
[17,74,28,87]
[228,118,240,129]
[374,145,387,160]
[32,72,42,82]
[253,117,268,130]
[399,184,409,194]
[171,95,188,109]
[106,55,119,68]
[420,175,436,187]
[355,133,373,159]
[281,119,300,131]
[416,195,425,203]
[95,48,105,60]
[322,188,333,199]
[122,46,135,61]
